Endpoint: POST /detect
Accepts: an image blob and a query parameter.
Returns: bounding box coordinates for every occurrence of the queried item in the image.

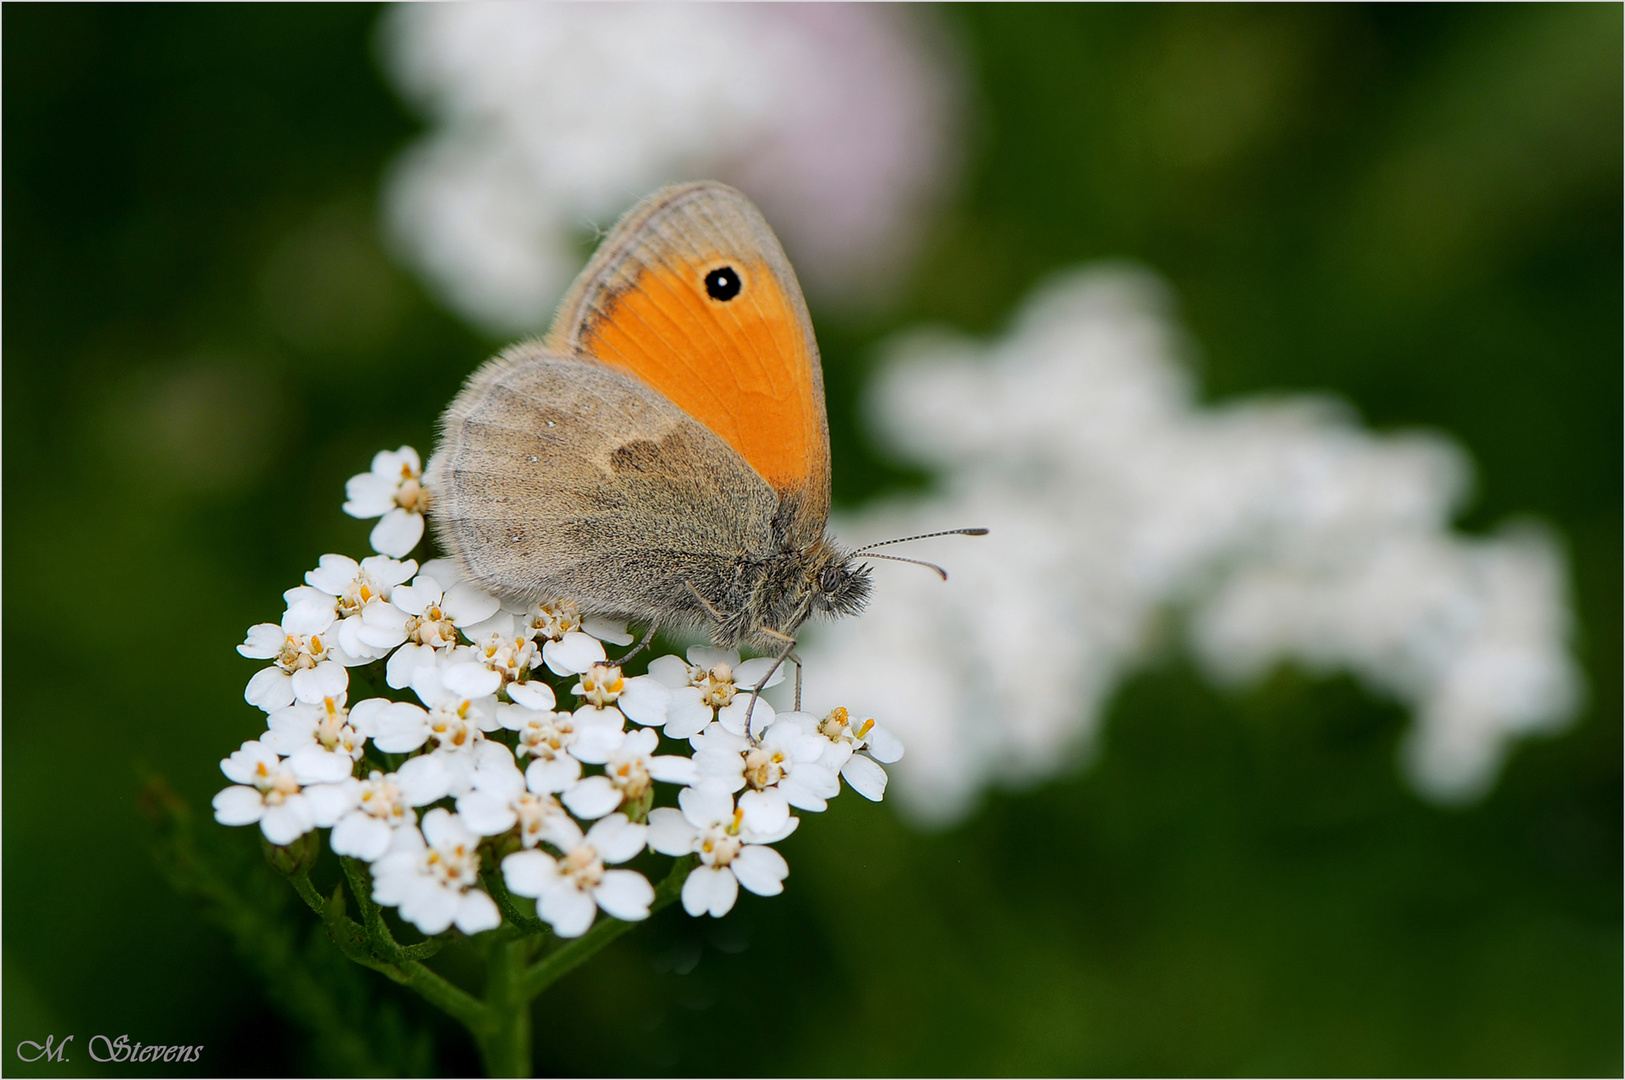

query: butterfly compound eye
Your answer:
[704,266,742,302]
[818,565,842,593]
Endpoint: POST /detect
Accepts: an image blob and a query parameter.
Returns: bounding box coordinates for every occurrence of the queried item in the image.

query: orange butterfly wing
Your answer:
[545,182,830,540]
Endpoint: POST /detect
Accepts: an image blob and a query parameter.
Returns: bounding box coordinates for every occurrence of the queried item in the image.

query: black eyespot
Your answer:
[704,266,741,301]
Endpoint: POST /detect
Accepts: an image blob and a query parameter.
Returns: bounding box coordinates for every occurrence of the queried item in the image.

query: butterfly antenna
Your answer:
[851,527,988,555]
[862,553,950,581]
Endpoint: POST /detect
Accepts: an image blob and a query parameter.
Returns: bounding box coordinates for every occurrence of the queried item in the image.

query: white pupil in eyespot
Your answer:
[705,267,741,301]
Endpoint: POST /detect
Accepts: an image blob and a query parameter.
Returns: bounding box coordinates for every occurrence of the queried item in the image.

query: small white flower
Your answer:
[648,647,783,738]
[370,808,502,935]
[570,663,670,729]
[561,727,698,820]
[521,600,631,675]
[344,446,431,558]
[456,751,577,850]
[502,814,653,937]
[461,615,544,691]
[239,604,350,713]
[300,553,419,659]
[212,740,352,845]
[791,705,904,802]
[689,720,838,834]
[357,662,501,759]
[383,572,503,689]
[327,767,443,861]
[262,693,365,782]
[498,699,620,790]
[647,784,794,918]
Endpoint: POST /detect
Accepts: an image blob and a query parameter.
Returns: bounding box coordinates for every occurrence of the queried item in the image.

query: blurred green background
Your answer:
[4,4,1619,1075]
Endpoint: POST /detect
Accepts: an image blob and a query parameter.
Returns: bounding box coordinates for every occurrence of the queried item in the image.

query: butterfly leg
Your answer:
[682,580,728,624]
[744,629,798,735]
[615,620,661,664]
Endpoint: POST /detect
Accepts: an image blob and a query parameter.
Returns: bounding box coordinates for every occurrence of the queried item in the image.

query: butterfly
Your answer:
[427,181,979,694]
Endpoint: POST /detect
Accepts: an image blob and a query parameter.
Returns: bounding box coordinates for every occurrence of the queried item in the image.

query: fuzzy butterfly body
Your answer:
[427,182,870,651]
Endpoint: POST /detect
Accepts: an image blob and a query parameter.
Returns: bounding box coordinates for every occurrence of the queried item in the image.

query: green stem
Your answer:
[475,934,532,1078]
[287,858,482,1029]
[517,855,695,1000]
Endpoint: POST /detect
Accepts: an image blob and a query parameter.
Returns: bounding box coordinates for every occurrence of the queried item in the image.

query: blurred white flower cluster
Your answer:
[802,268,1582,823]
[216,447,901,936]
[379,2,960,335]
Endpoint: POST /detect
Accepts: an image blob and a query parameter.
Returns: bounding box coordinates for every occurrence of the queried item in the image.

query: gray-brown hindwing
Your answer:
[427,344,779,623]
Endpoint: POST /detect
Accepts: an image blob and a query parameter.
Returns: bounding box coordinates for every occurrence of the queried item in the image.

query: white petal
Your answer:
[238,623,286,660]
[344,471,398,518]
[543,633,606,676]
[282,600,337,636]
[362,553,418,589]
[585,814,648,865]
[748,814,800,846]
[454,889,502,935]
[221,740,280,785]
[370,508,424,558]
[305,554,359,595]
[681,865,738,918]
[739,788,791,835]
[338,616,388,661]
[212,786,265,826]
[397,753,453,804]
[259,798,315,846]
[686,646,740,671]
[662,691,713,740]
[507,681,556,711]
[462,611,516,645]
[356,601,411,651]
[731,844,789,897]
[582,617,632,646]
[560,776,622,820]
[679,783,735,829]
[390,582,434,617]
[292,662,348,704]
[864,723,905,763]
[840,754,889,802]
[647,754,698,787]
[779,776,830,813]
[401,881,459,935]
[288,746,353,785]
[385,643,435,690]
[347,697,389,737]
[617,676,670,727]
[594,870,654,921]
[734,657,786,690]
[416,559,463,589]
[331,812,393,861]
[541,884,599,938]
[303,781,358,826]
[457,790,519,836]
[245,667,294,712]
[524,754,581,794]
[568,710,626,764]
[421,806,475,849]
[502,850,557,898]
[718,694,774,739]
[647,807,699,856]
[443,582,501,626]
[646,654,693,688]
[443,661,501,699]
[372,702,430,753]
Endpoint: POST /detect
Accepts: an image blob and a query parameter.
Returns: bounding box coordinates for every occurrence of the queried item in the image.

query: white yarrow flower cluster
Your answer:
[215,445,902,940]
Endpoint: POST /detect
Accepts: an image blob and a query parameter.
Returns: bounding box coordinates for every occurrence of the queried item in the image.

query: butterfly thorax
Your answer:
[711,534,871,650]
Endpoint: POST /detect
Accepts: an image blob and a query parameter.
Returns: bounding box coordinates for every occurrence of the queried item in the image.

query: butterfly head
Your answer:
[810,548,872,621]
